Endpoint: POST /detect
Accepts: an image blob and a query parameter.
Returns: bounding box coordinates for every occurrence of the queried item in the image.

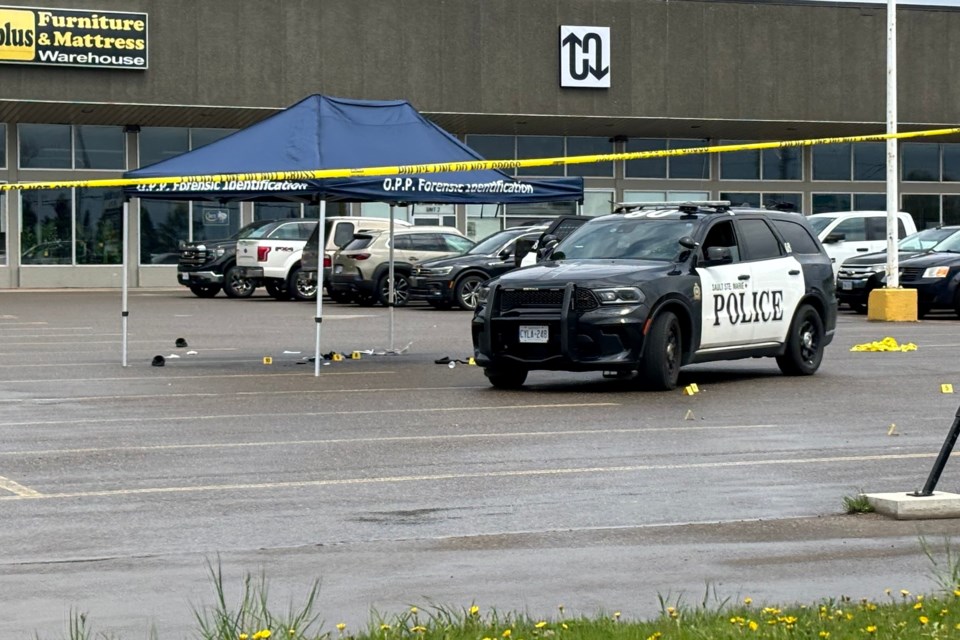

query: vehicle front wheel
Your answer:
[223,264,256,298]
[288,266,317,301]
[484,366,528,389]
[639,310,682,390]
[776,304,825,376]
[265,281,291,301]
[189,284,221,298]
[455,274,486,311]
[377,273,410,306]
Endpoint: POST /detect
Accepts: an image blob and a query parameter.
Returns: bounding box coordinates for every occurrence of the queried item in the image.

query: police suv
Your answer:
[472,201,837,390]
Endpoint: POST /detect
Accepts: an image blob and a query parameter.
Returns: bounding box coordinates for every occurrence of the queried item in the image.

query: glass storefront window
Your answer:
[304,202,349,218]
[19,124,71,169]
[719,141,759,180]
[721,192,761,208]
[567,137,613,177]
[669,139,710,179]
[813,143,851,180]
[582,190,614,216]
[465,135,515,175]
[853,193,886,210]
[255,202,302,221]
[517,136,564,177]
[853,142,885,181]
[763,193,803,211]
[139,127,189,167]
[943,195,960,225]
[812,193,852,213]
[76,188,123,264]
[191,128,237,149]
[140,200,188,264]
[902,143,940,182]
[75,126,125,170]
[624,190,710,204]
[193,203,240,243]
[625,139,667,178]
[901,194,941,228]
[762,147,801,180]
[21,188,73,264]
[0,193,6,265]
[943,144,960,183]
[0,124,6,169]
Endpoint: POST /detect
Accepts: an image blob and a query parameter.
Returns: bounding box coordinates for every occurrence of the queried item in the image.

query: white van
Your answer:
[807,211,918,275]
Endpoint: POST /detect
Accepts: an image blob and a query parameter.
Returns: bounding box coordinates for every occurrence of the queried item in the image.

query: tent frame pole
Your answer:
[388,203,395,352]
[314,199,326,377]
[121,201,129,367]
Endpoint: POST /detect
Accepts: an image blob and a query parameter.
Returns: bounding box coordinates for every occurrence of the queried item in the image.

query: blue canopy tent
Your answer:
[122,95,584,372]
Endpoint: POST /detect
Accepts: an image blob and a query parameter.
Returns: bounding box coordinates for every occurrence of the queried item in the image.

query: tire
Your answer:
[454,274,486,311]
[776,304,825,376]
[288,266,317,301]
[355,293,378,307]
[484,367,528,390]
[377,273,410,306]
[265,281,291,301]
[189,284,221,298]
[329,289,354,304]
[639,310,682,390]
[222,264,256,298]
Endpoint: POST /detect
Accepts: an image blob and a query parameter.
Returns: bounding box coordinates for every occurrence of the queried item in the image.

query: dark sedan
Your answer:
[898,233,960,318]
[408,226,546,310]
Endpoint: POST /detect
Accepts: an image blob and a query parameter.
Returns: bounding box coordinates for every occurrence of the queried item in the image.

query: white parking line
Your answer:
[0,452,934,502]
[2,371,396,384]
[0,476,42,498]
[0,401,620,428]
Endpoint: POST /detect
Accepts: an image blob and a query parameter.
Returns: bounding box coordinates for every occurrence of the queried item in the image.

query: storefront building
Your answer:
[2,0,960,289]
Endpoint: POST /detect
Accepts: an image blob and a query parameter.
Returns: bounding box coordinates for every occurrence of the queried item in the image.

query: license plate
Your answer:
[334,265,344,274]
[841,280,854,290]
[519,325,549,343]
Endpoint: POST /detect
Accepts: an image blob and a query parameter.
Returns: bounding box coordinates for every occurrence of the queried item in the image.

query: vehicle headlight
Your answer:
[923,266,951,278]
[427,266,454,276]
[215,247,226,257]
[477,285,490,304]
[868,264,886,273]
[593,287,645,304]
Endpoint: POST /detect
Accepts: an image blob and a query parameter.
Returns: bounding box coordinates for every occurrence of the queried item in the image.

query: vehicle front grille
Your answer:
[900,267,924,282]
[838,266,880,278]
[179,248,211,268]
[499,287,599,312]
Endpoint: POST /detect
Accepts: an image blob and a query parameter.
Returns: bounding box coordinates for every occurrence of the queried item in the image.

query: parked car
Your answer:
[898,230,960,318]
[836,226,960,313]
[807,210,918,276]
[409,225,548,310]
[176,218,277,298]
[300,217,412,302]
[472,201,837,390]
[235,219,318,301]
[517,216,591,267]
[329,226,474,306]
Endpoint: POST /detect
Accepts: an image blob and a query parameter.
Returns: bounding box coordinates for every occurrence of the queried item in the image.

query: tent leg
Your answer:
[388,204,395,353]
[314,200,326,377]
[121,201,129,367]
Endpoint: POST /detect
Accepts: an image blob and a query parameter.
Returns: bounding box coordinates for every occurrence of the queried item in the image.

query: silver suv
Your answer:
[329,226,474,306]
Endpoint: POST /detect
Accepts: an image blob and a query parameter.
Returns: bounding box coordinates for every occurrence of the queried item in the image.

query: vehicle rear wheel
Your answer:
[455,274,486,311]
[639,311,682,390]
[189,284,221,298]
[265,281,291,301]
[377,273,410,306]
[776,304,825,376]
[484,366,527,389]
[288,266,317,301]
[223,264,255,298]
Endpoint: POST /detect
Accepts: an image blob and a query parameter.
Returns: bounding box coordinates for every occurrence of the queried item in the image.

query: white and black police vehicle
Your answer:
[472,201,837,390]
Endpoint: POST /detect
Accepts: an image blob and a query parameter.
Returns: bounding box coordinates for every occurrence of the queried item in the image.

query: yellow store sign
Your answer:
[0,5,147,69]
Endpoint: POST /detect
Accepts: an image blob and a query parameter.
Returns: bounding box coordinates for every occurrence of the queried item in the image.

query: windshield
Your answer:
[899,227,958,252]
[237,219,276,240]
[467,229,528,255]
[554,218,697,262]
[933,230,960,253]
[807,216,836,235]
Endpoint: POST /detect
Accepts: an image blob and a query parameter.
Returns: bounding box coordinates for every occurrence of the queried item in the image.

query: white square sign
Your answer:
[559,25,610,88]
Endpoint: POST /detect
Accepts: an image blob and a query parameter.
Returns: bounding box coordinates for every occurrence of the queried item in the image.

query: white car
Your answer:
[807,210,918,276]
[235,219,318,301]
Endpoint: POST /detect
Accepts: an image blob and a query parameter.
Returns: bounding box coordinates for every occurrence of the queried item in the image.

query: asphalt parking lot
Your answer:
[2,289,960,638]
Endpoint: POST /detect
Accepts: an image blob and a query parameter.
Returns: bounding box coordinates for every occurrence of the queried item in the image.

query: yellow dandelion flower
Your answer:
[646,633,662,640]
[536,622,547,629]
[470,605,480,616]
[336,623,346,632]
[942,609,950,616]
[240,635,249,640]
[748,620,758,631]
[410,607,418,614]
[613,611,621,620]
[954,590,960,597]
[901,590,910,597]
[502,630,512,638]
[561,624,569,630]
[819,632,830,639]
[867,604,877,611]
[846,613,854,621]
[920,616,929,625]
[914,602,923,610]
[411,626,427,633]
[866,625,877,634]
[380,624,391,631]
[917,594,925,601]
[288,631,296,637]
[744,597,753,605]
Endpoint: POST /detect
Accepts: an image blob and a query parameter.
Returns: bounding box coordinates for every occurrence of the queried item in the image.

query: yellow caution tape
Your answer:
[849,337,918,352]
[1,127,960,192]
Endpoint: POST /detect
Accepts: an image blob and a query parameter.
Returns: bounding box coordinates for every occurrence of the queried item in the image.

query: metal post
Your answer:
[388,203,395,353]
[121,201,129,367]
[314,200,326,377]
[912,404,960,497]
[885,0,900,289]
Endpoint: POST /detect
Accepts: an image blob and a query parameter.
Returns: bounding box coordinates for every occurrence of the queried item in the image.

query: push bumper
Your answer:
[177,270,222,286]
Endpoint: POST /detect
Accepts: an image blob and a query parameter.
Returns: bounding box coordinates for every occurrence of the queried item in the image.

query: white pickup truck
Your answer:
[235,219,318,300]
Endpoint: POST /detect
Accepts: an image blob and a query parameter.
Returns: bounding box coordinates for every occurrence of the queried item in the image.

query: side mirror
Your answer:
[705,246,733,265]
[498,248,512,260]
[824,232,846,244]
[538,234,559,261]
[514,238,535,267]
[679,236,700,250]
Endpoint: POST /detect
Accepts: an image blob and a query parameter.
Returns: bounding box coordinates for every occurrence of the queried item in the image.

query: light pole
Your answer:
[885,0,900,290]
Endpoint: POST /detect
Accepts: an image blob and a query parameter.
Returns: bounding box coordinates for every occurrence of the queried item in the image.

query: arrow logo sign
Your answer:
[559,25,610,88]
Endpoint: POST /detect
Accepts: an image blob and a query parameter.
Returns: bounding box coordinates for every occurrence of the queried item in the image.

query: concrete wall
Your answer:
[0,0,958,126]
